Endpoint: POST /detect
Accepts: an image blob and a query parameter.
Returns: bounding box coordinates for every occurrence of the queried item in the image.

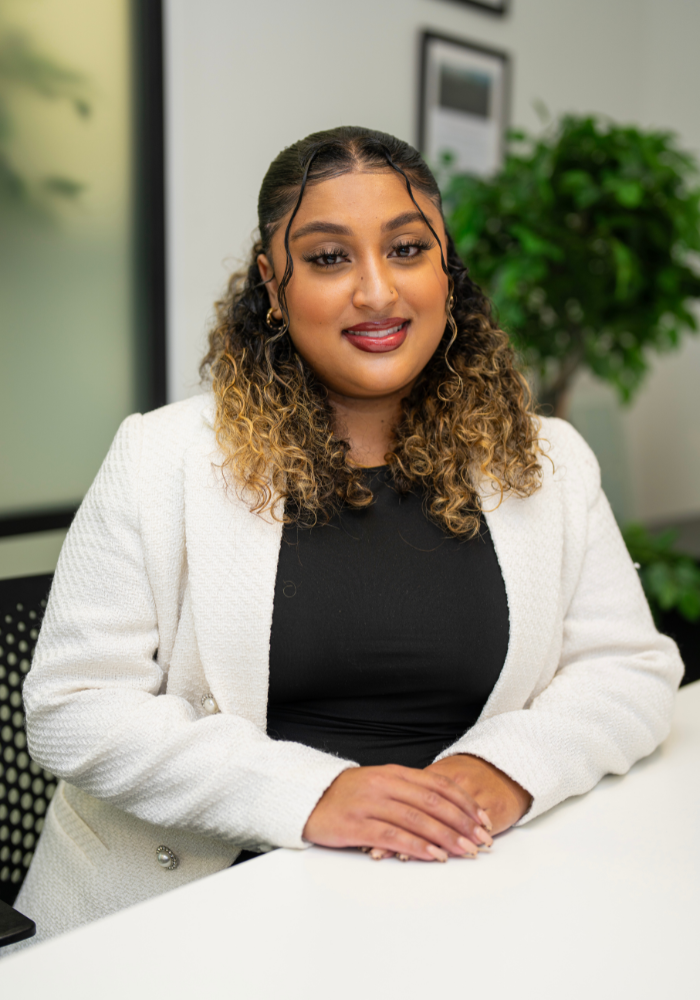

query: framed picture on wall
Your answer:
[418,31,510,177]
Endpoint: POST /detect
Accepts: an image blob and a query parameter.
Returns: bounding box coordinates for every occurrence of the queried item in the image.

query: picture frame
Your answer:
[418,31,510,178]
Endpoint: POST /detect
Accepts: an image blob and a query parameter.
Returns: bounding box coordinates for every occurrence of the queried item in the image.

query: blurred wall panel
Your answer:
[0,0,165,577]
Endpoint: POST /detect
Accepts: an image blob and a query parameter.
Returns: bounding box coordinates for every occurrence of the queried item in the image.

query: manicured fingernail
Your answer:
[426,844,449,863]
[477,809,492,832]
[370,848,387,860]
[457,837,478,858]
[397,853,411,862]
[474,826,493,847]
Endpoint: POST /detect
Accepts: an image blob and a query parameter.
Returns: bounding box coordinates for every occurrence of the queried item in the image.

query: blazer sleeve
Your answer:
[22,414,357,852]
[434,423,684,823]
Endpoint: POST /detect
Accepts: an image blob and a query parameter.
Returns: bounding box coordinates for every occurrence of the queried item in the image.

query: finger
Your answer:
[357,766,491,850]
[360,846,394,860]
[477,808,493,833]
[383,766,493,846]
[378,801,484,858]
[361,820,471,863]
[388,765,485,825]
[388,779,493,849]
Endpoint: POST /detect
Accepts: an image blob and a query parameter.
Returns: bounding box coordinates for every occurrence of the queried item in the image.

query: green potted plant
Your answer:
[623,523,700,683]
[443,113,700,681]
[443,113,700,416]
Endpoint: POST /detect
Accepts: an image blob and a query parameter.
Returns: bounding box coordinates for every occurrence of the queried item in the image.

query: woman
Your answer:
[12,127,682,945]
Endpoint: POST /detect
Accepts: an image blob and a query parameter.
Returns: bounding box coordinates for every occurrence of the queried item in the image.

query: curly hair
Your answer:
[200,126,542,536]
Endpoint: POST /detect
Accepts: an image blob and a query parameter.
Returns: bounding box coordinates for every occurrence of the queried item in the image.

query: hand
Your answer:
[303,764,494,861]
[426,755,532,835]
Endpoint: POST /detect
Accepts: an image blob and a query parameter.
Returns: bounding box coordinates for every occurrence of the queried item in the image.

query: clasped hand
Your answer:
[302,755,532,861]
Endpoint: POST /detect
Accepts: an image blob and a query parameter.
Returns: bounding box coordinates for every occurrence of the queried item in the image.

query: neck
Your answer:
[326,386,411,467]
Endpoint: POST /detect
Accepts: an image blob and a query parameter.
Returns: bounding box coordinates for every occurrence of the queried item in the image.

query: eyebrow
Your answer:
[381,210,434,233]
[290,210,435,242]
[290,221,352,241]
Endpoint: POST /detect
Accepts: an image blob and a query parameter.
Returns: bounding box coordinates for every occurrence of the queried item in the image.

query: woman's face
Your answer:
[258,169,449,402]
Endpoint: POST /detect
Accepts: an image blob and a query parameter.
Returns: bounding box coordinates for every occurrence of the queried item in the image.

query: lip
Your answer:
[345,317,408,333]
[342,318,410,353]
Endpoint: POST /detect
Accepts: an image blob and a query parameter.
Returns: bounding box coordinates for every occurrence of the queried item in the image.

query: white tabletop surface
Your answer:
[3,682,699,999]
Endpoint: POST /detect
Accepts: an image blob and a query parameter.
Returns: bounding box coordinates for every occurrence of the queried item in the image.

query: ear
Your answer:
[257,253,283,322]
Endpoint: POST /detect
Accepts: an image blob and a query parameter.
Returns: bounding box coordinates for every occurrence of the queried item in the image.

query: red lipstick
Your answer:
[342,317,409,353]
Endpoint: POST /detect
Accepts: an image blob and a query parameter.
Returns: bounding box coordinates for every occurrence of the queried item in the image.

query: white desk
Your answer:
[3,683,700,999]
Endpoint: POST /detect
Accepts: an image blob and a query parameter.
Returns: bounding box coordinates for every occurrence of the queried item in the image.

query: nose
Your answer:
[351,254,398,314]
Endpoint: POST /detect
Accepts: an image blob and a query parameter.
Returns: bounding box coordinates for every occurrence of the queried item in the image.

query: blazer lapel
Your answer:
[481,468,564,718]
[183,415,282,729]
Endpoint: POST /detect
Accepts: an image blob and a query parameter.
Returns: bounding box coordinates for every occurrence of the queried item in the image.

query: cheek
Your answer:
[284,275,352,367]
[285,275,345,330]
[398,270,448,335]
[411,263,447,304]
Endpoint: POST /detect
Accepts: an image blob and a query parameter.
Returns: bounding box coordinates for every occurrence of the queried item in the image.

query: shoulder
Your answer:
[122,393,216,463]
[537,416,601,506]
[140,392,215,440]
[104,393,217,492]
[111,393,214,446]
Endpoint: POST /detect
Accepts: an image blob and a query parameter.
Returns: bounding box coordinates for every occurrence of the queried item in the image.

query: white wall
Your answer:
[164,0,700,524]
[619,0,700,524]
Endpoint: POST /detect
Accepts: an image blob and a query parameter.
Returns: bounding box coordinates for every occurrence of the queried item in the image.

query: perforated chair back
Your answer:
[0,574,56,906]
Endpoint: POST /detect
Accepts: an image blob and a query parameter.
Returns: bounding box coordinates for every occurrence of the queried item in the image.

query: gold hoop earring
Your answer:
[266,307,282,329]
[447,294,454,311]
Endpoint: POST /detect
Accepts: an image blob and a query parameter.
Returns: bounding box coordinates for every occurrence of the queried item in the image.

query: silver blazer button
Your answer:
[156,845,178,870]
[201,693,219,715]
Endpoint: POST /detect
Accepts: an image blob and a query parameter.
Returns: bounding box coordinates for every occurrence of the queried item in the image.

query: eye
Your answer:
[388,239,433,260]
[303,248,349,268]
[392,245,420,259]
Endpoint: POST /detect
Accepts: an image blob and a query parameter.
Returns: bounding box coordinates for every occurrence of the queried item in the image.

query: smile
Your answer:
[342,319,409,353]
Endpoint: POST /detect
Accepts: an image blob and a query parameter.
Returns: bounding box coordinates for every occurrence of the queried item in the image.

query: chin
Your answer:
[342,362,415,393]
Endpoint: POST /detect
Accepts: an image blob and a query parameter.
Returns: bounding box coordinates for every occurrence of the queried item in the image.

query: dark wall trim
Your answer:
[132,0,167,412]
[432,0,510,14]
[0,508,78,539]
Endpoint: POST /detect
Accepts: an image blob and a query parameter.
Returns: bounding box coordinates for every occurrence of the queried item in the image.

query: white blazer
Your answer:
[11,393,683,947]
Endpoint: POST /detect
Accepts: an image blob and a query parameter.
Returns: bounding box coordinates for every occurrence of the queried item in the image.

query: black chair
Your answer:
[0,574,56,945]
[660,608,700,687]
[0,899,35,947]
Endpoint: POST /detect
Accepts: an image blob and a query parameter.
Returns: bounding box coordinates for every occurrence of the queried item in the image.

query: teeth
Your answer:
[347,323,404,337]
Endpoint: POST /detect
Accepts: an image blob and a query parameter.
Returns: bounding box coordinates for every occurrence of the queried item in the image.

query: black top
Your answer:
[267,467,509,769]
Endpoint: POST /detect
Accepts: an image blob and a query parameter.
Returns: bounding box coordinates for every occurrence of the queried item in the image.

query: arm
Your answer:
[23,415,356,852]
[429,427,684,827]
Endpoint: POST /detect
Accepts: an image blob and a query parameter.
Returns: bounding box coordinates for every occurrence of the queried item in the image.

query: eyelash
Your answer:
[302,238,434,269]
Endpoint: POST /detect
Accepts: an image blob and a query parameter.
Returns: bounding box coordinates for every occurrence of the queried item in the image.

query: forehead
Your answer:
[286,169,439,233]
